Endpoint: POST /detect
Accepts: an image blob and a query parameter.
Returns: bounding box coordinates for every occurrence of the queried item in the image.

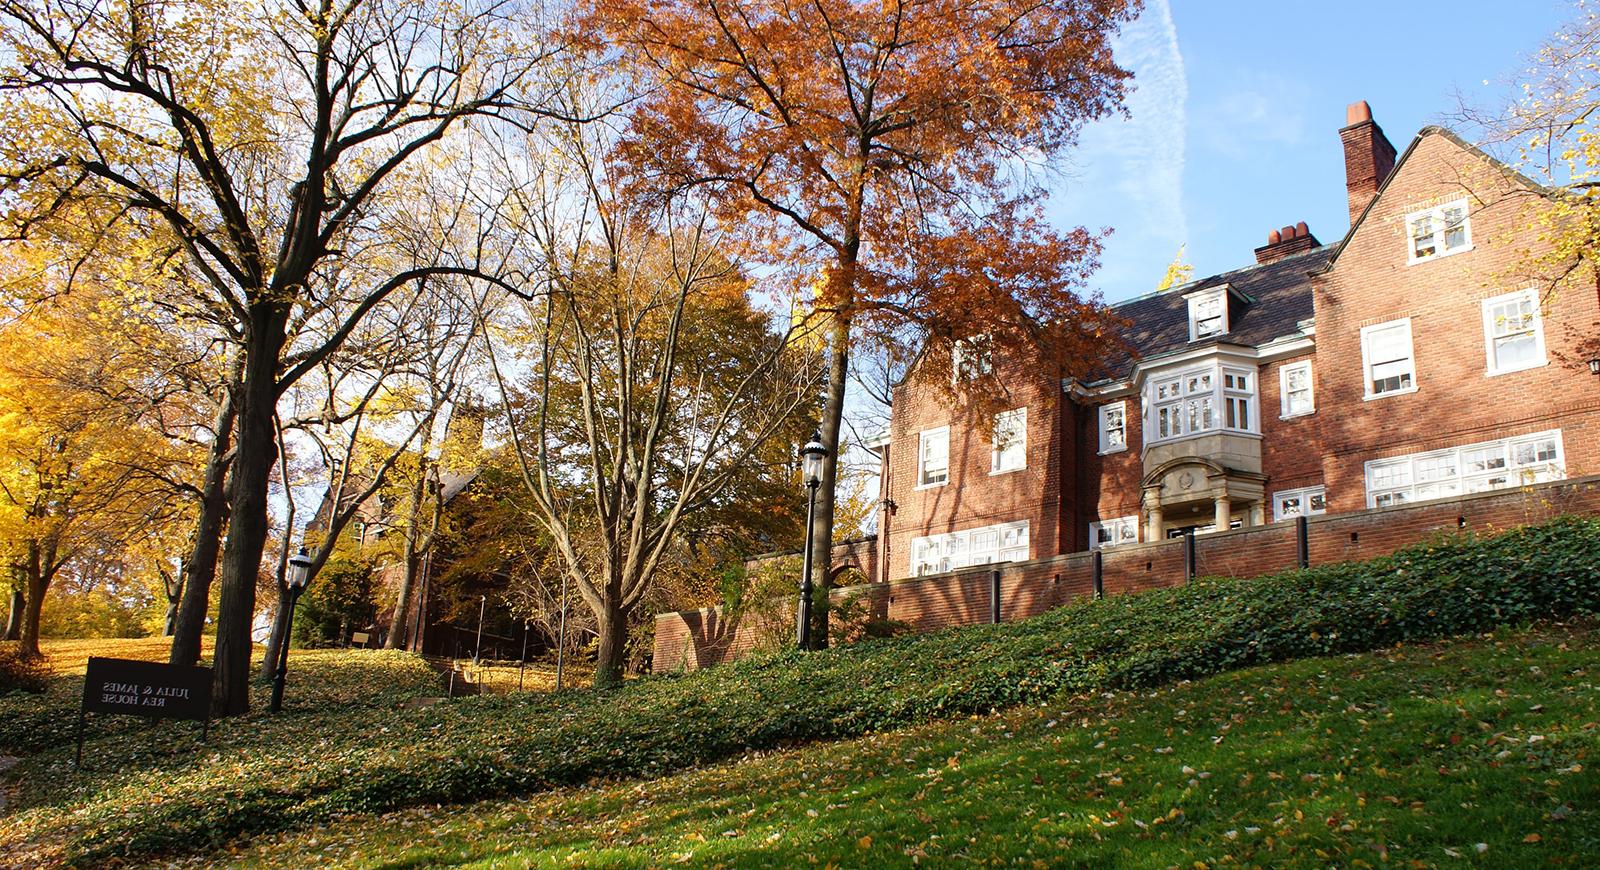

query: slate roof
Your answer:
[1092,244,1333,379]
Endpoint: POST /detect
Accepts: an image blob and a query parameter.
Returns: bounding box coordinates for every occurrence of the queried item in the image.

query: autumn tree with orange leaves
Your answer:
[592,0,1137,646]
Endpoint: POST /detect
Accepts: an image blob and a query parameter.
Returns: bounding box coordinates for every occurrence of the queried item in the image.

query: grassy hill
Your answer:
[231,621,1600,868]
[2,515,1599,867]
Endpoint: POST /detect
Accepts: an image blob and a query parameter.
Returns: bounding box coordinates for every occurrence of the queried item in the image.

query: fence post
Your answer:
[1092,550,1104,599]
[1297,515,1310,569]
[989,569,1001,624]
[1184,528,1196,583]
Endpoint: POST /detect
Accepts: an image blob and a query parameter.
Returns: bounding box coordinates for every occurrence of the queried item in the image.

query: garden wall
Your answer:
[653,475,1600,672]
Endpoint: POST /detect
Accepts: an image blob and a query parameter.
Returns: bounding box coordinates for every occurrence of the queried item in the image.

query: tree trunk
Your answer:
[806,313,852,649]
[385,464,431,650]
[257,586,290,682]
[386,549,421,650]
[212,308,289,716]
[18,554,47,659]
[593,598,630,689]
[163,599,179,636]
[3,587,21,641]
[170,379,237,666]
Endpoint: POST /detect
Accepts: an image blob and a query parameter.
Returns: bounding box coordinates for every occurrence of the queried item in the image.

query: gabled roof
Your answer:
[1095,244,1331,374]
[1315,125,1556,274]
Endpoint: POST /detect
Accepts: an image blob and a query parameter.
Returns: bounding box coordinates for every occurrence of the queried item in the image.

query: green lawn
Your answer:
[229,621,1600,868]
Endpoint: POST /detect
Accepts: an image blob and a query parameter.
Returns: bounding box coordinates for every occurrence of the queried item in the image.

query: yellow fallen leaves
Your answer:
[857,835,872,849]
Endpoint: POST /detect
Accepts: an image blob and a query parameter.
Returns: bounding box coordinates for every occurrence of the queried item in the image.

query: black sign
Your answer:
[82,657,212,721]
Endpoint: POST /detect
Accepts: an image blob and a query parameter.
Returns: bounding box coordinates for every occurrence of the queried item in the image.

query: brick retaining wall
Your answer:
[653,475,1600,673]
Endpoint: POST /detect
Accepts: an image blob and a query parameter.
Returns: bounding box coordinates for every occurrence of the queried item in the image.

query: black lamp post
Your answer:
[796,431,829,650]
[270,547,315,713]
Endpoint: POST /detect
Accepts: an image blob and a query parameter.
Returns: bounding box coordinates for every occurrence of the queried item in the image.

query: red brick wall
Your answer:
[880,349,1070,578]
[1257,353,1326,500]
[1313,130,1600,513]
[1078,394,1143,549]
[653,474,1600,672]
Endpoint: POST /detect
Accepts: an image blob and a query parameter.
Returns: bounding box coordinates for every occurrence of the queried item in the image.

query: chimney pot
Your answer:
[1255,221,1320,265]
[1346,100,1372,126]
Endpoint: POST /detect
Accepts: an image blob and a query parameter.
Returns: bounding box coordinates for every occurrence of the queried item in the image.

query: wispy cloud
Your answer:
[1047,0,1188,301]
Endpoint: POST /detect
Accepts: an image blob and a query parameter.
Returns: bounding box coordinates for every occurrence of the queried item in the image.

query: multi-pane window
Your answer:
[1187,288,1228,341]
[952,335,993,380]
[1223,370,1252,430]
[1360,319,1416,398]
[1089,516,1139,549]
[918,427,949,487]
[1273,486,1327,521]
[1481,289,1546,375]
[1407,199,1471,263]
[1098,401,1127,454]
[910,520,1030,576]
[1279,361,1314,418]
[1146,363,1256,445]
[991,409,1026,473]
[1365,430,1564,508]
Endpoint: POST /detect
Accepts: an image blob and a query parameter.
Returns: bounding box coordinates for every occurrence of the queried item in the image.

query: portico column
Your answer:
[1250,501,1267,527]
[1214,494,1231,532]
[1146,506,1163,542]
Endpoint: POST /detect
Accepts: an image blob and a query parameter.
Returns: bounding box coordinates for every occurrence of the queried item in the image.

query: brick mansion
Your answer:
[867,100,1600,581]
[651,100,1600,671]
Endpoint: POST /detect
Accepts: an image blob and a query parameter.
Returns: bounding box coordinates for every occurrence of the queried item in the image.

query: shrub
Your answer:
[0,642,49,695]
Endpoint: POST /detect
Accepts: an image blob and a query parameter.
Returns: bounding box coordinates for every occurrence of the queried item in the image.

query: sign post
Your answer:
[77,657,213,770]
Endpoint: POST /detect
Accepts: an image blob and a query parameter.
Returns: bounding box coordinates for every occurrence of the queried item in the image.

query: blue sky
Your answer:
[1047,0,1574,303]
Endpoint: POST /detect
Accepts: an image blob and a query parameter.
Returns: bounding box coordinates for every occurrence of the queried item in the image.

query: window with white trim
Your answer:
[1364,430,1564,507]
[1187,288,1228,341]
[1406,199,1471,263]
[1145,363,1257,445]
[910,520,1029,576]
[1273,486,1327,521]
[1089,516,1139,549]
[1360,319,1416,398]
[1279,360,1314,418]
[1098,402,1126,454]
[1481,289,1546,375]
[991,408,1026,473]
[918,427,949,487]
[952,335,993,380]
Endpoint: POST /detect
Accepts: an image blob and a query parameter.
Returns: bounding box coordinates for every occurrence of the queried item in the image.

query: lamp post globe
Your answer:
[271,547,315,713]
[796,431,830,650]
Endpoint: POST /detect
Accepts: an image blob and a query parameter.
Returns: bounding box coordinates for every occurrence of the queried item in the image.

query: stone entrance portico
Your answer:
[1141,457,1267,540]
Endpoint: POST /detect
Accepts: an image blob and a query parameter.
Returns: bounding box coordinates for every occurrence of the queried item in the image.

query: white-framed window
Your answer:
[1406,199,1471,264]
[953,335,993,381]
[991,408,1026,473]
[1279,360,1315,418]
[1360,318,1416,399]
[917,427,949,487]
[1145,362,1257,446]
[1481,289,1546,375]
[1364,429,1564,508]
[1273,486,1327,521]
[1187,288,1228,341]
[1089,515,1139,549]
[910,520,1029,576]
[1098,401,1127,454]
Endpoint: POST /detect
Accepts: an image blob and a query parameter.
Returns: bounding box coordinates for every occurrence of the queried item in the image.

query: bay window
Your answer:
[1145,363,1257,446]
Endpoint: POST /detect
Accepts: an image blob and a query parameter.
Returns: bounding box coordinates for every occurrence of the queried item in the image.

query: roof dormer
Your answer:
[1184,283,1250,343]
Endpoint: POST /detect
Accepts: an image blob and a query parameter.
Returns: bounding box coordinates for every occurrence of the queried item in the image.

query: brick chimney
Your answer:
[1340,100,1397,225]
[1254,221,1320,264]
